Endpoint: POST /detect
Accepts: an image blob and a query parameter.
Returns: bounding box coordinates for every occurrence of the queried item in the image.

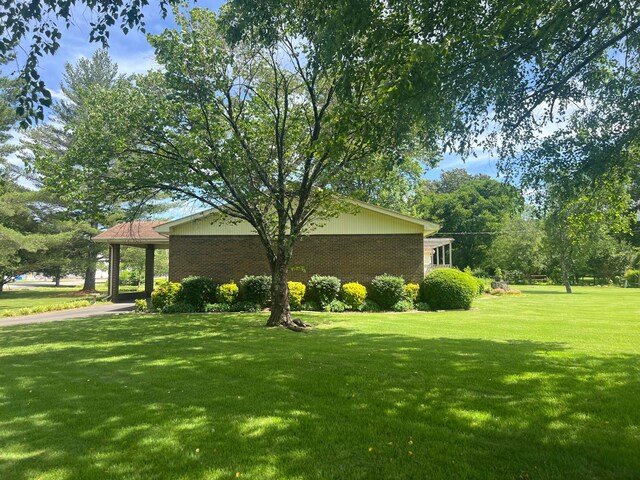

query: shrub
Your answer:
[300,301,321,311]
[421,268,476,310]
[119,269,141,286]
[414,301,430,311]
[370,274,405,309]
[624,269,640,287]
[134,299,148,312]
[229,301,261,312]
[216,282,239,304]
[491,288,506,295]
[392,299,414,312]
[150,280,182,310]
[359,299,381,312]
[288,281,306,310]
[403,283,420,303]
[161,302,197,314]
[340,282,367,310]
[204,303,231,312]
[307,275,341,307]
[472,276,485,296]
[240,275,272,306]
[177,276,217,311]
[323,299,346,312]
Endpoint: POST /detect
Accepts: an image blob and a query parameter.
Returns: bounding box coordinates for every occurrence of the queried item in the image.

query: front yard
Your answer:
[1,285,639,479]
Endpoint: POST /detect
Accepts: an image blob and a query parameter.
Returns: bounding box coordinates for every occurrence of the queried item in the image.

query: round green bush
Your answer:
[239,275,272,306]
[421,269,477,310]
[369,274,405,310]
[177,276,217,311]
[340,282,367,310]
[307,275,341,307]
[392,299,414,312]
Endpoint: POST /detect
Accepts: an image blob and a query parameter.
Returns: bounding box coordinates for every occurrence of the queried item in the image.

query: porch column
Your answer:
[108,243,121,302]
[145,244,155,297]
[436,245,440,265]
[448,242,452,267]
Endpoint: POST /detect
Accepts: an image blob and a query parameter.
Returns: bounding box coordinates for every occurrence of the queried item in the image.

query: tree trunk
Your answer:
[81,247,98,292]
[54,274,61,287]
[561,261,572,294]
[266,257,309,331]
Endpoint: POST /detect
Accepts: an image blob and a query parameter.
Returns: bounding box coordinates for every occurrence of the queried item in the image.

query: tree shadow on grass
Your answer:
[0,314,639,479]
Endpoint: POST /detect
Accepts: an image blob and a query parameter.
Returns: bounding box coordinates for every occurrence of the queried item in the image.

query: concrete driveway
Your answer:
[0,303,135,327]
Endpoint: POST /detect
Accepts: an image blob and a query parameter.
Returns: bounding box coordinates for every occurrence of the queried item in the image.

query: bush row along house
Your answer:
[93,199,454,301]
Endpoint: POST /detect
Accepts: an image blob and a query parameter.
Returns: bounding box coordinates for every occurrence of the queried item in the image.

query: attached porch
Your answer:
[424,237,454,274]
[93,222,169,302]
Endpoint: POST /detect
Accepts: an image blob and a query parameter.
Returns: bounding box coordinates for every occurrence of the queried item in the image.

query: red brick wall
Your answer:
[169,234,424,285]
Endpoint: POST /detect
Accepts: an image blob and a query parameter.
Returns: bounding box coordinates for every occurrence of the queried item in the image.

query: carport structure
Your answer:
[93,222,168,302]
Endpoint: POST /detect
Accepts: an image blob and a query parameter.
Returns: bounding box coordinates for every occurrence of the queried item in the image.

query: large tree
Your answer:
[60,9,423,329]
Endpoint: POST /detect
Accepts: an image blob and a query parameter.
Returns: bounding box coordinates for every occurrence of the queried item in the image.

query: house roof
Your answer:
[154,199,440,235]
[423,238,455,248]
[93,221,169,245]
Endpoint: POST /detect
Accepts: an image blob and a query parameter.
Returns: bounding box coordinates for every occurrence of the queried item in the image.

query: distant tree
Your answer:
[489,211,546,278]
[21,50,166,292]
[415,169,523,269]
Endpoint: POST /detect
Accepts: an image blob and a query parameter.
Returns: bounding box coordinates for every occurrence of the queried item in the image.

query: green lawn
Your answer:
[0,284,142,314]
[1,285,639,479]
[0,286,94,312]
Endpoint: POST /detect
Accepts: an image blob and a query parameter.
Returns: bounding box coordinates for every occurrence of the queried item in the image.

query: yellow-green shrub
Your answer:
[340,282,367,310]
[403,283,420,302]
[151,280,182,310]
[216,282,239,304]
[288,281,306,310]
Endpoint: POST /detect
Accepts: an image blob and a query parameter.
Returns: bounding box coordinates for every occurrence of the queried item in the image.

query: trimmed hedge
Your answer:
[307,275,341,307]
[369,274,405,310]
[177,276,217,311]
[151,280,182,310]
[240,275,272,306]
[288,281,306,310]
[421,269,477,310]
[340,282,367,310]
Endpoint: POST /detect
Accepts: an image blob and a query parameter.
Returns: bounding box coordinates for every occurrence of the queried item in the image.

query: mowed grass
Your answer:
[0,287,92,312]
[0,285,639,479]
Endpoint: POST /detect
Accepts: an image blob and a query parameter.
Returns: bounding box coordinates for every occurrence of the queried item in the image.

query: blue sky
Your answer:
[4,0,500,182]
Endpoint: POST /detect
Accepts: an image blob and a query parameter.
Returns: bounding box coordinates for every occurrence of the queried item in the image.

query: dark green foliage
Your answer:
[161,302,197,314]
[369,274,405,310]
[229,301,261,312]
[204,303,232,313]
[177,276,217,312]
[300,301,321,311]
[421,269,477,310]
[359,299,381,312]
[392,299,414,312]
[323,299,346,313]
[624,269,640,287]
[414,302,430,311]
[150,280,182,311]
[307,275,341,307]
[239,275,272,306]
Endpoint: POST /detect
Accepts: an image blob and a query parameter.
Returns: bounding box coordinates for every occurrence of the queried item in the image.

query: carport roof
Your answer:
[93,221,169,246]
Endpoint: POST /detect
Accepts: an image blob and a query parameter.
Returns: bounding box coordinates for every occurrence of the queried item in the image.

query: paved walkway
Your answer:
[0,303,135,327]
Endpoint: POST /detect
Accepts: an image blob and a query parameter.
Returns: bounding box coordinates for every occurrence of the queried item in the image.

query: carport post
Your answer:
[145,244,155,297]
[108,244,121,302]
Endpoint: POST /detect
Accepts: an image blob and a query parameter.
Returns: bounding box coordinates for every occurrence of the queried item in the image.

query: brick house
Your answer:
[94,200,453,301]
